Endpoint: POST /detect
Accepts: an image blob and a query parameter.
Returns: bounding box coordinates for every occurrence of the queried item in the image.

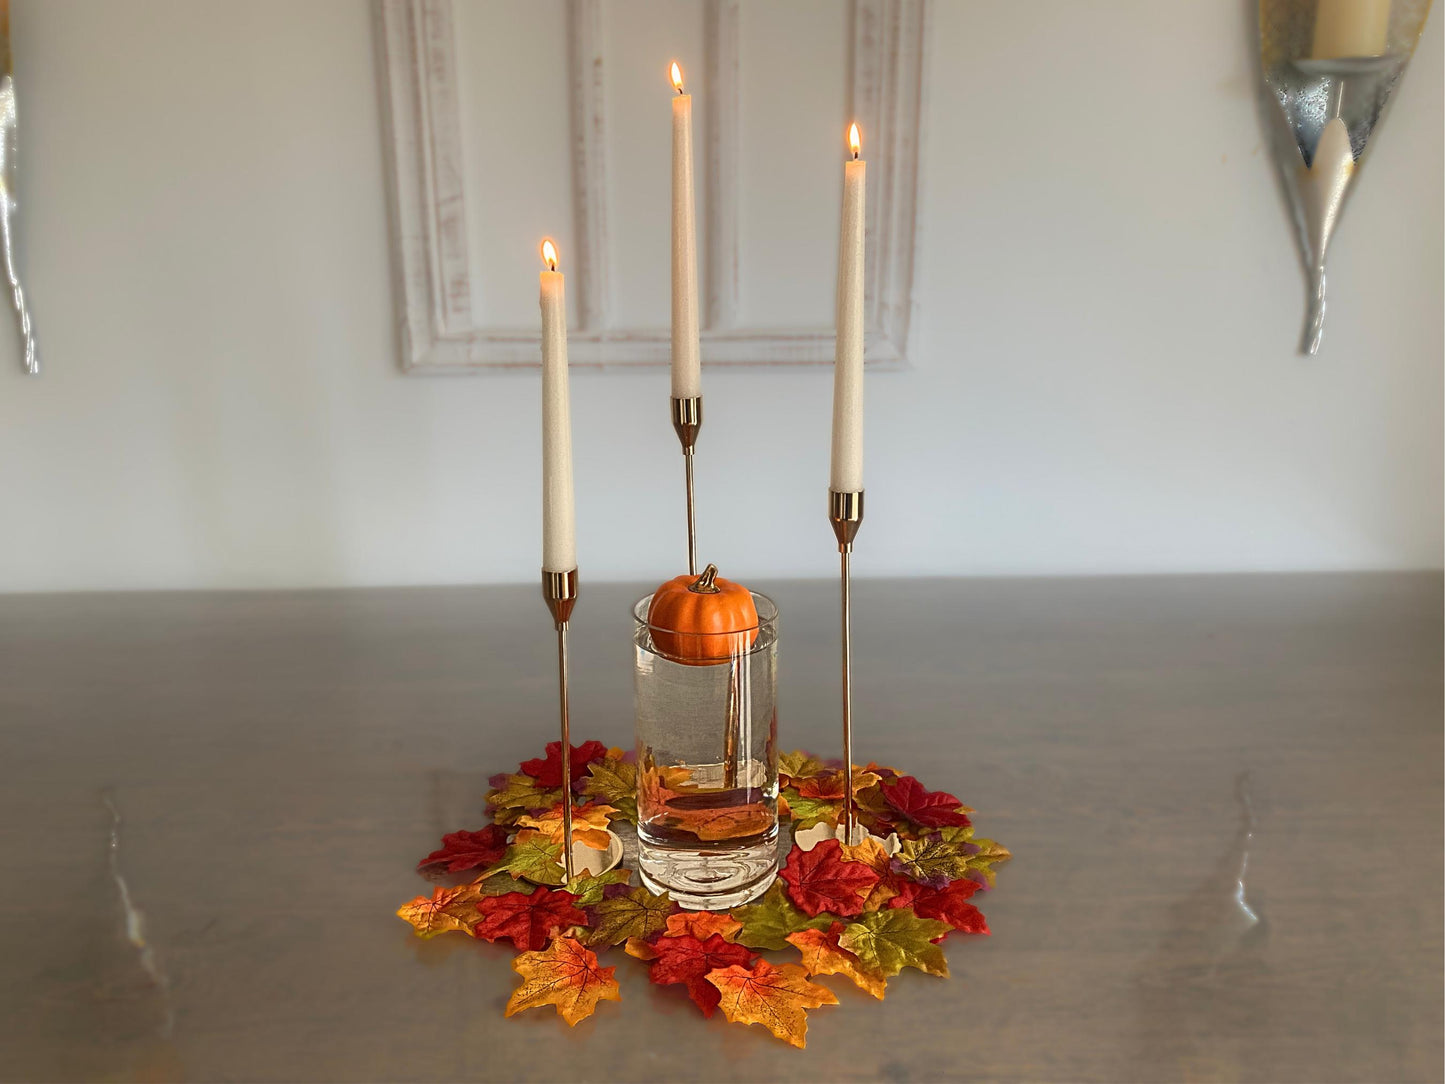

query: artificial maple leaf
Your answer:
[416,826,510,874]
[786,925,887,999]
[660,802,774,843]
[563,868,631,907]
[581,885,675,947]
[522,740,610,790]
[705,960,839,1048]
[396,883,485,939]
[838,907,951,978]
[779,838,880,918]
[623,935,661,961]
[473,887,588,951]
[505,935,621,1026]
[778,789,842,830]
[878,775,973,829]
[839,836,903,911]
[475,873,537,897]
[486,773,564,827]
[515,802,617,851]
[483,834,567,886]
[580,754,638,823]
[777,751,829,787]
[964,836,1012,887]
[795,768,881,801]
[729,881,833,952]
[663,910,742,942]
[904,877,989,935]
[892,836,973,889]
[649,933,758,1017]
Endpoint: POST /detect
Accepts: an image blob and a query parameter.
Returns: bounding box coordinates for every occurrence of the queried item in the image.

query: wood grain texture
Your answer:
[0,573,1438,1081]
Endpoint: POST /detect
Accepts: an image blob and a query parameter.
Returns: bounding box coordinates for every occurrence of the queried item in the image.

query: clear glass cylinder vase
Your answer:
[632,590,779,909]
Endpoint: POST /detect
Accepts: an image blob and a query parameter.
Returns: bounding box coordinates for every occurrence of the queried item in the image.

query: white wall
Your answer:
[0,0,1438,592]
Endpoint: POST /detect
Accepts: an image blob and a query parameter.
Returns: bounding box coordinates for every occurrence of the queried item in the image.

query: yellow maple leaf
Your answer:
[785,928,888,1000]
[663,910,742,942]
[396,883,483,939]
[623,936,660,961]
[504,935,621,1027]
[705,960,838,1048]
[515,802,617,851]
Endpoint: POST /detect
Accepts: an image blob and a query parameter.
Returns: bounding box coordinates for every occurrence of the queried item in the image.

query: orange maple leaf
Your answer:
[663,910,742,942]
[838,835,901,911]
[515,802,617,851]
[785,927,887,1000]
[704,960,839,1048]
[660,802,774,842]
[504,935,621,1027]
[396,883,483,939]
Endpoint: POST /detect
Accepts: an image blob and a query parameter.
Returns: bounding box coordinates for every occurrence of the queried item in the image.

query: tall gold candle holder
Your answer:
[828,488,863,840]
[671,396,702,575]
[542,568,579,882]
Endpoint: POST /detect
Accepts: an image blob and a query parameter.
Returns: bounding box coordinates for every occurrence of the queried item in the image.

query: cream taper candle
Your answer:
[539,239,576,573]
[1312,0,1391,59]
[830,123,866,494]
[670,62,701,399]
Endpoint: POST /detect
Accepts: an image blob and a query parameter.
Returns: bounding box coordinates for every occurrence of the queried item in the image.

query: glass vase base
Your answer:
[637,833,779,910]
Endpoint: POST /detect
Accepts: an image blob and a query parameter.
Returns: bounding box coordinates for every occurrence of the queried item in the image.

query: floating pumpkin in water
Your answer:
[647,563,759,664]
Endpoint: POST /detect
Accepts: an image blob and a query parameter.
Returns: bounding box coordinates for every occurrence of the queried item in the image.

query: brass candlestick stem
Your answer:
[542,568,579,882]
[828,489,864,839]
[671,396,702,575]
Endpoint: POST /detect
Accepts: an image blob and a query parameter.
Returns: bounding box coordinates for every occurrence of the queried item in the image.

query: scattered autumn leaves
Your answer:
[396,742,1010,1047]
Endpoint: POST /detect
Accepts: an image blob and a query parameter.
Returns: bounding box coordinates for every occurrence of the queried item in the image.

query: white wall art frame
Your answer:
[375,0,926,372]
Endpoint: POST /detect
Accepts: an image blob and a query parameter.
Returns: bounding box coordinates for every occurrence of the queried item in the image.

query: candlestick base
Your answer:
[542,567,580,880]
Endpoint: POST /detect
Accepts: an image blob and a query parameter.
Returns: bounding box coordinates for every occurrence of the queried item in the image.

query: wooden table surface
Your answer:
[0,573,1439,1082]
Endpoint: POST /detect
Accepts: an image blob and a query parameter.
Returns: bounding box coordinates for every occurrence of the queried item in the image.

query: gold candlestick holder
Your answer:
[541,568,579,882]
[828,489,864,840]
[671,396,702,575]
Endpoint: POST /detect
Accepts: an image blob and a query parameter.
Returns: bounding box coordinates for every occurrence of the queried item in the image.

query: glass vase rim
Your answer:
[631,589,778,660]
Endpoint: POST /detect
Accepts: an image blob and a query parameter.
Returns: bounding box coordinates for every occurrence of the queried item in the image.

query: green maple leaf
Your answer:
[581,886,674,947]
[782,788,842,830]
[564,868,632,907]
[729,881,833,951]
[894,837,973,885]
[474,873,538,897]
[579,758,638,823]
[838,907,952,978]
[486,773,563,827]
[965,837,1011,887]
[483,837,566,886]
[777,751,829,782]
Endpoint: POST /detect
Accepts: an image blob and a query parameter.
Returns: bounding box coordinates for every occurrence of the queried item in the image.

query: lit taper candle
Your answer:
[539,239,576,573]
[670,61,701,399]
[831,123,865,494]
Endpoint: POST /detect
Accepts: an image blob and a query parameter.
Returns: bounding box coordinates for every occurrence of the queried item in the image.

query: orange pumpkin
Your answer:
[646,563,759,664]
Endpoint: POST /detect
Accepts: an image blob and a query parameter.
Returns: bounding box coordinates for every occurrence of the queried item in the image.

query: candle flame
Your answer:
[670,61,684,93]
[540,238,559,272]
[848,122,861,159]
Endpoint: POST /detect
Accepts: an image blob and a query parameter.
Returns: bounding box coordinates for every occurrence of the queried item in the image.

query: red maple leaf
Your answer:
[879,775,972,828]
[416,826,510,874]
[521,740,609,790]
[648,933,757,1017]
[474,888,587,951]
[779,838,880,918]
[902,877,989,936]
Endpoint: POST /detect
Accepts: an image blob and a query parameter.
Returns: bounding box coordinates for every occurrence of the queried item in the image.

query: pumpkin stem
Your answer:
[689,563,721,593]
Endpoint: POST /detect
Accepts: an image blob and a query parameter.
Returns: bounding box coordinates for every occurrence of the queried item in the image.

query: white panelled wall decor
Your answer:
[375,0,924,371]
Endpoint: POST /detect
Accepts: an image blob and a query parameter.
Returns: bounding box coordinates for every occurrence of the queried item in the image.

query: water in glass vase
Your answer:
[633,590,779,909]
